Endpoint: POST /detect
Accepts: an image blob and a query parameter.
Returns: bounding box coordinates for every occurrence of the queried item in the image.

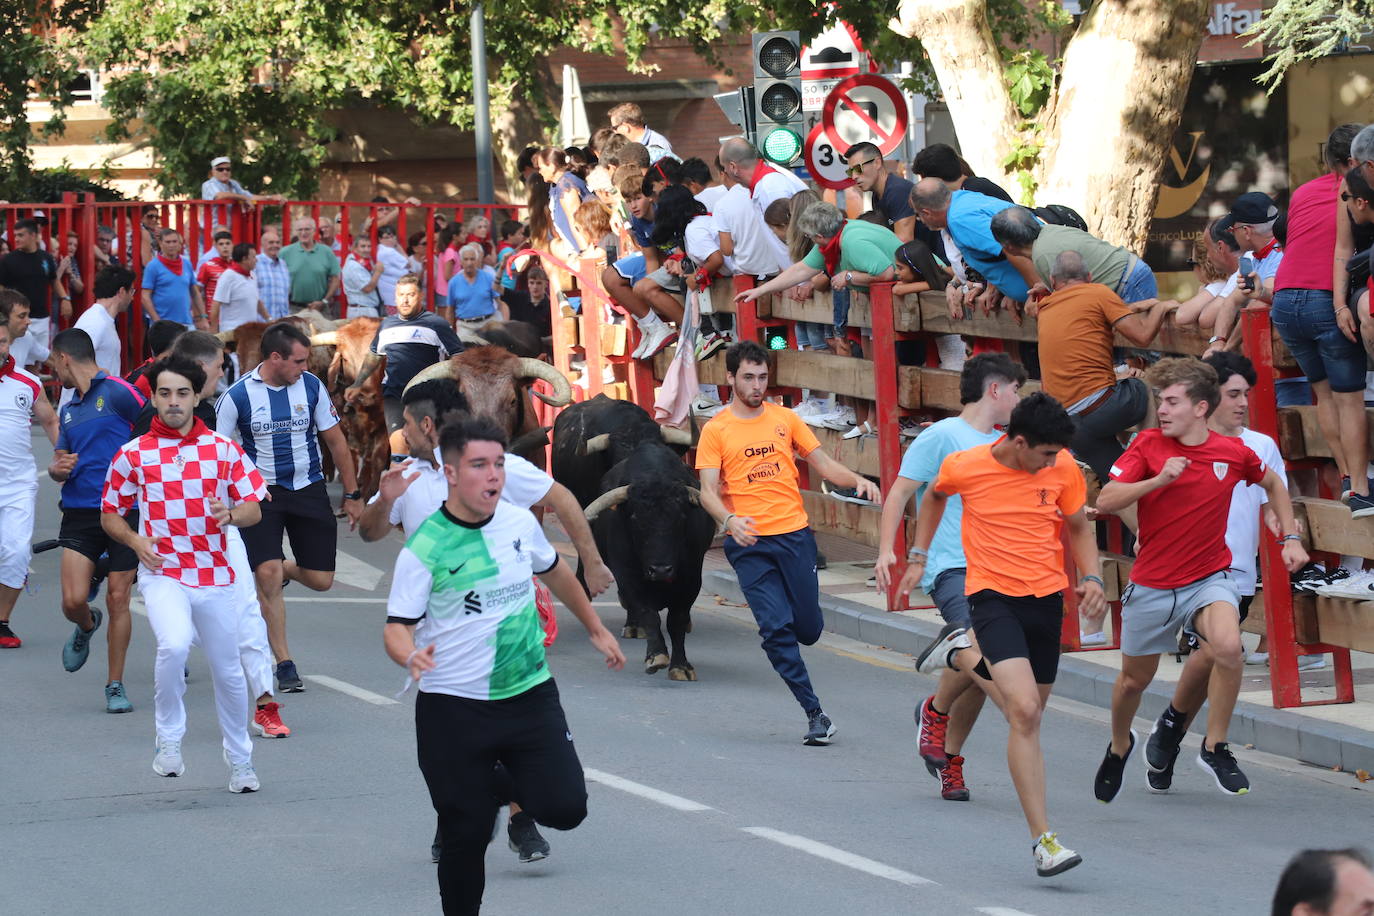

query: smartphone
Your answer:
[1238,255,1256,291]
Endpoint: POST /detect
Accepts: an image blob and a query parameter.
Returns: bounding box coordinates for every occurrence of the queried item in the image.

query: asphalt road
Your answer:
[5,461,1371,915]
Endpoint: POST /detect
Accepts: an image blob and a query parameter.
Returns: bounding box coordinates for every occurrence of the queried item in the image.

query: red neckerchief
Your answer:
[0,356,14,379]
[157,254,184,275]
[348,253,374,272]
[819,224,846,276]
[210,256,231,269]
[747,160,777,194]
[1253,237,1280,260]
[150,416,209,440]
[228,262,252,277]
[464,234,491,253]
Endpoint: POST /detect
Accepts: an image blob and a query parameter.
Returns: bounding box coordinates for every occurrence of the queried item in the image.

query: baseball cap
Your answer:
[1216,191,1278,232]
[210,156,231,168]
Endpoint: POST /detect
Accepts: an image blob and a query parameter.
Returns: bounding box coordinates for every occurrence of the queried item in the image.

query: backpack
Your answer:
[1033,204,1089,231]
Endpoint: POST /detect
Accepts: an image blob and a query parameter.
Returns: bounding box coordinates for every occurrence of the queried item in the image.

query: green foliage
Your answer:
[7,168,126,203]
[1001,124,1044,204]
[1004,50,1055,118]
[0,1,103,198]
[1248,0,1374,89]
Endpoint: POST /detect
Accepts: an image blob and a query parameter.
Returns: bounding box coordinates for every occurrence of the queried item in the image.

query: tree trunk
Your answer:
[1035,0,1211,249]
[492,59,557,203]
[889,0,1018,186]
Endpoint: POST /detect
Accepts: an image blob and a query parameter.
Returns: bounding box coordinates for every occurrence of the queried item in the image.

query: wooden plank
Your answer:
[1293,497,1374,557]
[707,278,738,314]
[649,345,730,386]
[801,489,882,548]
[917,367,1041,412]
[1113,317,1208,356]
[600,323,628,357]
[1239,591,1319,643]
[1276,406,1308,459]
[919,295,1038,342]
[772,350,922,408]
[809,426,885,478]
[1314,597,1374,652]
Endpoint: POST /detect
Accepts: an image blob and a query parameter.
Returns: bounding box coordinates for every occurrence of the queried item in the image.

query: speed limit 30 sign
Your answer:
[803,124,854,191]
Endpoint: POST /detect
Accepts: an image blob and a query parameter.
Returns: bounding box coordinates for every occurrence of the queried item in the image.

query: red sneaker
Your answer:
[940,754,971,801]
[916,695,949,772]
[0,621,19,648]
[252,701,291,738]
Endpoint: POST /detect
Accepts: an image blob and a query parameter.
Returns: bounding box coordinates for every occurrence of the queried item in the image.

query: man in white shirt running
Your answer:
[60,264,135,413]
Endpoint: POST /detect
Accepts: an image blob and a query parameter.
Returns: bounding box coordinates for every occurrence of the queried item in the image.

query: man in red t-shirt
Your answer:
[195,231,235,306]
[1095,358,1306,801]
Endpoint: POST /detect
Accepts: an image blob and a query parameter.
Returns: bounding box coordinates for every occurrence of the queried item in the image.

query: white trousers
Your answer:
[0,492,36,589]
[226,527,274,700]
[139,575,252,764]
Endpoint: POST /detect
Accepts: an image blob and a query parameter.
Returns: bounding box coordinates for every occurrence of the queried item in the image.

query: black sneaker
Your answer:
[1197,741,1250,795]
[815,551,828,571]
[275,659,305,692]
[803,710,836,746]
[431,825,441,864]
[507,813,550,863]
[0,620,20,649]
[1349,493,1374,519]
[1145,714,1185,770]
[1094,728,1136,803]
[1290,563,1331,594]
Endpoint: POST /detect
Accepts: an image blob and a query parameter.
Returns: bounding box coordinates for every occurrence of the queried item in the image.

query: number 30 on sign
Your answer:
[803,124,854,191]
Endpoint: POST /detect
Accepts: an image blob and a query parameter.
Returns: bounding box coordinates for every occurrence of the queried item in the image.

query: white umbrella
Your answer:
[560,65,590,148]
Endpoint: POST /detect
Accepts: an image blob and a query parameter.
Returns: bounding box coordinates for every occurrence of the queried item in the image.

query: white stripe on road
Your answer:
[583,769,714,812]
[303,674,399,706]
[977,909,1039,916]
[740,827,937,887]
[282,544,385,591]
[285,596,388,603]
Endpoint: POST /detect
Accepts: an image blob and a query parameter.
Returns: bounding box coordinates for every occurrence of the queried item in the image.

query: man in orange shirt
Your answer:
[697,341,881,746]
[901,392,1105,878]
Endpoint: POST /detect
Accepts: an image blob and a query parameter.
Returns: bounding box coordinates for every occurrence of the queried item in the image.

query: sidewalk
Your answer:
[701,531,1374,776]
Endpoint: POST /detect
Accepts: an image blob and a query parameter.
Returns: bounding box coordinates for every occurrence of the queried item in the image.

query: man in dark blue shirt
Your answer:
[845,142,917,243]
[345,274,464,433]
[49,328,146,712]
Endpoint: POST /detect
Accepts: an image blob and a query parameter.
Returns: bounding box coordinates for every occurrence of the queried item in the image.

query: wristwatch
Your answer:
[342,490,362,501]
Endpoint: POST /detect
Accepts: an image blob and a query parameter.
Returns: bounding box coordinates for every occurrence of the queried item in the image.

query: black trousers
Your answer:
[416,679,588,915]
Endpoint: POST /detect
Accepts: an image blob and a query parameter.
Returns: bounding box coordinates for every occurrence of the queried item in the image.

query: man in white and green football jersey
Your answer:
[383,414,624,916]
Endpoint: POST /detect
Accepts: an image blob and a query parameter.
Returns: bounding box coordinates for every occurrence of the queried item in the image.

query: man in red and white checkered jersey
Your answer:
[101,355,269,793]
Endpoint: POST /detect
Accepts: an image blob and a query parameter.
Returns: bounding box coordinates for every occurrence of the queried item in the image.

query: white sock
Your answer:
[1341,555,1364,574]
[636,312,663,330]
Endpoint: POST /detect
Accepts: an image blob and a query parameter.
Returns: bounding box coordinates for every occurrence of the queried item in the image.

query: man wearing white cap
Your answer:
[201,158,283,237]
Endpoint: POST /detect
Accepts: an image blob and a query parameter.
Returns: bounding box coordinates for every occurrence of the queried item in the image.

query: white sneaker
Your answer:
[1316,569,1374,599]
[1245,651,1269,666]
[691,396,724,418]
[1033,832,1083,877]
[228,758,260,793]
[637,321,678,360]
[1079,631,1108,647]
[1297,654,1327,671]
[153,738,185,777]
[819,406,856,432]
[841,420,875,440]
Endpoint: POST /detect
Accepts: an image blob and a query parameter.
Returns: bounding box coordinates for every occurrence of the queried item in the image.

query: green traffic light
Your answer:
[762,127,802,164]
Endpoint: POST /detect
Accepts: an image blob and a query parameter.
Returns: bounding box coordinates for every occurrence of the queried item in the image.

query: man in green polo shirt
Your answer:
[279,216,341,311]
[735,201,900,302]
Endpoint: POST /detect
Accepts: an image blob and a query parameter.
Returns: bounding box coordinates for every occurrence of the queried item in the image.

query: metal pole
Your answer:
[471,3,495,204]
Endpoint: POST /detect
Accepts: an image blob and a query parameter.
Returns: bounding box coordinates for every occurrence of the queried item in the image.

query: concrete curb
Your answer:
[704,569,1374,775]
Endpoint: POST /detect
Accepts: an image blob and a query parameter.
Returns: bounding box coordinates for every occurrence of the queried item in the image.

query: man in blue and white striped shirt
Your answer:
[216,321,361,693]
[255,229,292,321]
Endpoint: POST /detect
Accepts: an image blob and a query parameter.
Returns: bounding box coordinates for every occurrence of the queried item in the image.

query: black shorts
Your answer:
[239,481,337,572]
[383,395,404,434]
[59,508,140,572]
[969,589,1064,685]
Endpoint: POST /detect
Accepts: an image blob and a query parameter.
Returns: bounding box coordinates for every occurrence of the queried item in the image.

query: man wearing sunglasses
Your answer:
[844,142,915,243]
[200,157,284,235]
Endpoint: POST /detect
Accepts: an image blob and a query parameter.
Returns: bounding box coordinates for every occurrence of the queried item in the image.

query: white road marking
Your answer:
[303,674,399,706]
[740,827,937,887]
[282,543,385,591]
[285,596,388,603]
[977,908,1039,916]
[583,769,714,812]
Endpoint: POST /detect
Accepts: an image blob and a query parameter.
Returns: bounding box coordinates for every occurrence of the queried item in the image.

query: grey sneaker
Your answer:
[105,681,133,714]
[803,710,835,746]
[507,813,551,863]
[228,760,260,794]
[153,738,185,777]
[62,607,103,672]
[915,621,971,675]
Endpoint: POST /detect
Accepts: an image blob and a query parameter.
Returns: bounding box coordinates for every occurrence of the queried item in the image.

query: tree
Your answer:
[0,1,103,200]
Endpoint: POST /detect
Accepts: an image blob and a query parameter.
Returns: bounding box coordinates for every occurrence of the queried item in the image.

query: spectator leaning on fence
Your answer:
[846,142,916,243]
[911,178,1027,312]
[736,201,900,306]
[609,102,675,163]
[990,206,1161,306]
[141,228,205,330]
[1207,192,1285,352]
[255,228,292,321]
[201,156,283,232]
[280,216,341,313]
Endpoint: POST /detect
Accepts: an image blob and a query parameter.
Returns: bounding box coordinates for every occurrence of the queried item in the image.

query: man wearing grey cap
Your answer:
[200,158,283,237]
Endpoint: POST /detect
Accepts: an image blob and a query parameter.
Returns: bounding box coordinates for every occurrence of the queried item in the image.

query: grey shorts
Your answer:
[644,265,685,293]
[928,567,972,629]
[1119,569,1239,656]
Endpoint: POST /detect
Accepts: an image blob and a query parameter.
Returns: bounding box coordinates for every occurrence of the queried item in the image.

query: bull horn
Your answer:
[403,360,457,393]
[580,434,611,456]
[310,331,338,347]
[659,425,694,447]
[582,485,631,522]
[508,425,552,454]
[684,486,701,506]
[215,330,236,343]
[517,357,573,408]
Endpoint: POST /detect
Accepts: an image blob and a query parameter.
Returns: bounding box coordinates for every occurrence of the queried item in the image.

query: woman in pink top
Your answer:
[1270,123,1368,503]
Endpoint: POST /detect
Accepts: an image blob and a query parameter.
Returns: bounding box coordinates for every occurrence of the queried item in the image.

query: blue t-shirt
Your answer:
[447,268,499,320]
[496,244,518,290]
[898,417,1001,591]
[947,190,1027,302]
[140,256,197,326]
[551,173,595,251]
[56,372,146,509]
[628,214,655,249]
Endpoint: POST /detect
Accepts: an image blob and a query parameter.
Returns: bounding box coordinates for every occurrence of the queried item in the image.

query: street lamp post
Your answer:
[471,2,494,204]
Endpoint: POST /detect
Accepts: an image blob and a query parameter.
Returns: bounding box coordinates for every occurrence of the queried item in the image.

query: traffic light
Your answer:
[751,31,804,166]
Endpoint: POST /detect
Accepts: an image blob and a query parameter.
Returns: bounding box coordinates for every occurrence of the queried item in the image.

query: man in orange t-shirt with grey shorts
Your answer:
[697,341,881,747]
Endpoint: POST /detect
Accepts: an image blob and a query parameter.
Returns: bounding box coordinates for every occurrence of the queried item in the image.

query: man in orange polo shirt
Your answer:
[697,341,881,746]
[901,392,1105,878]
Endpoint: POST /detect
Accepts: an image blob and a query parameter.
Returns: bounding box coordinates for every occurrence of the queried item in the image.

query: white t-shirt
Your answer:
[10,329,48,369]
[1206,276,1238,299]
[752,168,806,215]
[376,244,410,308]
[368,452,554,536]
[713,185,785,278]
[684,214,723,267]
[213,269,262,332]
[695,186,728,210]
[1225,427,1286,595]
[60,305,122,409]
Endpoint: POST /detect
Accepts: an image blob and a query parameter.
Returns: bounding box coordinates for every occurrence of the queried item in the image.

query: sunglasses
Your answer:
[845,158,879,178]
[214,167,231,172]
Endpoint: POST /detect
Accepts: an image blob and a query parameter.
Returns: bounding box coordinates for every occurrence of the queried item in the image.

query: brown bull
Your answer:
[309,318,387,501]
[405,345,572,465]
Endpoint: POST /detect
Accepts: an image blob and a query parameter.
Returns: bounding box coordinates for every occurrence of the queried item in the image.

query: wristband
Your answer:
[342,489,362,501]
[907,547,928,560]
[1279,534,1302,544]
[1079,574,1105,587]
[1207,335,1224,344]
[723,513,736,528]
